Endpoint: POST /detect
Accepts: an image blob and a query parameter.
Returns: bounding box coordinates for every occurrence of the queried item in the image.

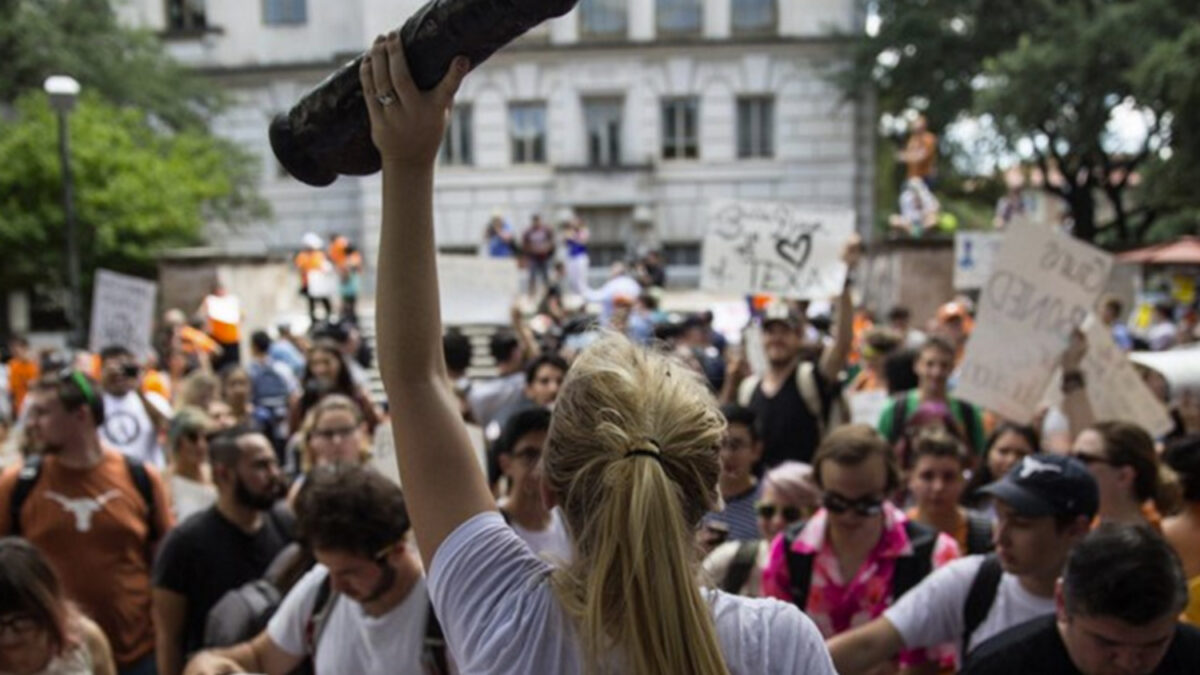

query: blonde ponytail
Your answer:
[546,334,729,675]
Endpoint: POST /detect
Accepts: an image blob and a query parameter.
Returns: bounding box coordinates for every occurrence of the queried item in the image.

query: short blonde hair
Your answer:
[299,394,368,473]
[545,333,729,675]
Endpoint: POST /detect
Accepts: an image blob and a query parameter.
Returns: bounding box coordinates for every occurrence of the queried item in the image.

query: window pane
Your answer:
[168,0,207,31]
[509,103,547,164]
[264,0,306,25]
[580,0,628,38]
[662,98,699,159]
[585,99,623,166]
[657,0,702,35]
[731,0,776,34]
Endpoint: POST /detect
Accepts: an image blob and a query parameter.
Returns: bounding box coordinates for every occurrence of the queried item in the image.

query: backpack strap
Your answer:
[952,398,982,455]
[721,540,760,594]
[892,520,938,600]
[886,392,912,444]
[736,375,760,407]
[304,574,338,659]
[964,511,995,555]
[796,362,826,438]
[122,455,158,543]
[422,603,448,675]
[961,554,1004,656]
[9,454,45,537]
[783,521,814,610]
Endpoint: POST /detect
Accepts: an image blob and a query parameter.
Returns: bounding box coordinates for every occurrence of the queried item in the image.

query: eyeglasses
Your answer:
[1070,452,1112,467]
[0,614,39,639]
[311,426,357,442]
[514,448,542,465]
[756,502,803,523]
[822,492,885,517]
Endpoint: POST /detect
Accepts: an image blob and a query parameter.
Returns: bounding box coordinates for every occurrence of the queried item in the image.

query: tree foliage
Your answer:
[844,0,1200,246]
[0,0,266,313]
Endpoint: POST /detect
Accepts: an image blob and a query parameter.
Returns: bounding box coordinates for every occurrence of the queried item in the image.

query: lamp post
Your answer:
[44,75,83,349]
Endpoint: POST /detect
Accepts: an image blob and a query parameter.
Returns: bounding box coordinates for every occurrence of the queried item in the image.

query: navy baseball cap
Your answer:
[979,454,1099,519]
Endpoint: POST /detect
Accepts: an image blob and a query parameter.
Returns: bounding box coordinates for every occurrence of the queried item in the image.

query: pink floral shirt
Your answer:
[761,502,960,666]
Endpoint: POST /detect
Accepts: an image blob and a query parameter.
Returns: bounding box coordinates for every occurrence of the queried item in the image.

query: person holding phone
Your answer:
[99,346,172,468]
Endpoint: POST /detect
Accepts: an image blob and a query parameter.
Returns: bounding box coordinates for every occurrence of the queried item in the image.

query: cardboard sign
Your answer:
[953,232,1004,290]
[700,201,855,300]
[1042,315,1174,437]
[438,255,521,325]
[88,269,157,358]
[955,222,1114,422]
[849,390,891,426]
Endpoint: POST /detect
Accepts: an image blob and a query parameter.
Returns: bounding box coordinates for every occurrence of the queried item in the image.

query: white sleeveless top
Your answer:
[24,643,93,675]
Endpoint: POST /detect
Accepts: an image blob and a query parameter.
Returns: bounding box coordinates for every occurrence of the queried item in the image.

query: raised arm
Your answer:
[818,235,863,382]
[361,33,494,569]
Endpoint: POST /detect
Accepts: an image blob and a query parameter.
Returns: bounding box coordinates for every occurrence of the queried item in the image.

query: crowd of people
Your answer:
[0,36,1198,675]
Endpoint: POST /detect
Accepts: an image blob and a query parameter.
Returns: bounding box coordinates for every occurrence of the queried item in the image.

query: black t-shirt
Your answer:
[747,364,832,468]
[963,614,1200,675]
[152,505,292,657]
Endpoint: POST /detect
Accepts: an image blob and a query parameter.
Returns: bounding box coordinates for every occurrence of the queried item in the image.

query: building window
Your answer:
[441,105,473,166]
[661,98,699,160]
[584,98,623,167]
[656,0,702,36]
[509,102,547,164]
[579,0,627,40]
[737,96,774,158]
[663,243,702,266]
[263,0,306,25]
[731,0,776,35]
[166,0,207,32]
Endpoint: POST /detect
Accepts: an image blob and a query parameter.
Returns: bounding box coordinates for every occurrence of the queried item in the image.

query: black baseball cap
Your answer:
[979,454,1099,519]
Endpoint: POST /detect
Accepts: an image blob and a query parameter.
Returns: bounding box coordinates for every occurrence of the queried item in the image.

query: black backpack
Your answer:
[964,511,995,555]
[782,519,939,610]
[9,453,158,541]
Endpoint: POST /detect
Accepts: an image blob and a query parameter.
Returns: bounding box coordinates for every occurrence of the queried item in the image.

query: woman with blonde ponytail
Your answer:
[361,35,833,675]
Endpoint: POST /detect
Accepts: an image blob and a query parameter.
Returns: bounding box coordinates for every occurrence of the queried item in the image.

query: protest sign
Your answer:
[438,255,521,325]
[1041,315,1174,437]
[953,232,1004,290]
[89,269,157,358]
[955,221,1114,423]
[700,201,855,300]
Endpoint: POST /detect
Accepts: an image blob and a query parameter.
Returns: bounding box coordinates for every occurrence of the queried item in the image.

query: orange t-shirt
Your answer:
[0,451,174,667]
[203,294,241,344]
[178,325,220,356]
[295,250,328,286]
[328,236,349,272]
[8,357,39,413]
[905,131,938,179]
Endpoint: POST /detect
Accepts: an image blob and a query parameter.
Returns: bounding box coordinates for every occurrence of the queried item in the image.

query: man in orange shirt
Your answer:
[295,233,333,323]
[7,334,39,414]
[898,114,938,188]
[198,282,242,371]
[0,372,173,675]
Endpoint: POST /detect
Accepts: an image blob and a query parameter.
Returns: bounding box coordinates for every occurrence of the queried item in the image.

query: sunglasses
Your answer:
[1070,452,1112,467]
[822,492,885,517]
[756,502,803,523]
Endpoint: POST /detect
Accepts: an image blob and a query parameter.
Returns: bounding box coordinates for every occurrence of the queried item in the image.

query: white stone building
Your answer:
[119,0,873,291]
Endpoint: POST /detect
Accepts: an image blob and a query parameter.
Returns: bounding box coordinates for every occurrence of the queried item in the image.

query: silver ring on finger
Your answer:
[377,90,397,106]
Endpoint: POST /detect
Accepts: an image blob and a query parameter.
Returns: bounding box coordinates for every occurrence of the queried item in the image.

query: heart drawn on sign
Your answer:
[775,234,813,271]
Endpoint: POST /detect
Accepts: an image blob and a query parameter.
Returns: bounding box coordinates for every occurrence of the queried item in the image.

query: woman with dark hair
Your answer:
[1071,420,1181,530]
[287,340,379,436]
[961,422,1040,511]
[0,538,115,675]
[1162,435,1200,624]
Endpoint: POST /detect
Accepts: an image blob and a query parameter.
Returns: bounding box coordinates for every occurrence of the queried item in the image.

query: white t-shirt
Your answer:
[268,564,433,674]
[168,474,216,523]
[509,507,573,564]
[883,555,1056,656]
[429,511,834,674]
[100,391,164,467]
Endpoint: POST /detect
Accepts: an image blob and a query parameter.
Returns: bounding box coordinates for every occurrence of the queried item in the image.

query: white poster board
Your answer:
[700,201,855,300]
[955,221,1114,422]
[953,232,1004,290]
[1042,315,1174,437]
[438,255,521,325]
[88,269,157,358]
[849,390,891,426]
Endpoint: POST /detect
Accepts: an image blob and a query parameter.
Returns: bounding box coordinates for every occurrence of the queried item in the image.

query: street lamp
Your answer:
[44,75,84,349]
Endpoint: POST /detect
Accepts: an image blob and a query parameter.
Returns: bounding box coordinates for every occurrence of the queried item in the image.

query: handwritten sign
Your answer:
[1042,315,1174,437]
[89,269,157,358]
[849,390,891,426]
[700,201,855,300]
[953,232,1004,290]
[955,221,1113,422]
[438,255,521,325]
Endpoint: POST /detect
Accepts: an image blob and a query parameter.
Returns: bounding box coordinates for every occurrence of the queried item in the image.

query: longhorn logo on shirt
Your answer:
[44,490,122,532]
[1018,457,1063,479]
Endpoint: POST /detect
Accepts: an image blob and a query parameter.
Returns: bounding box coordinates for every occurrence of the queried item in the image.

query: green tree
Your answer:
[0,0,265,323]
[844,0,1200,246]
[0,93,253,293]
